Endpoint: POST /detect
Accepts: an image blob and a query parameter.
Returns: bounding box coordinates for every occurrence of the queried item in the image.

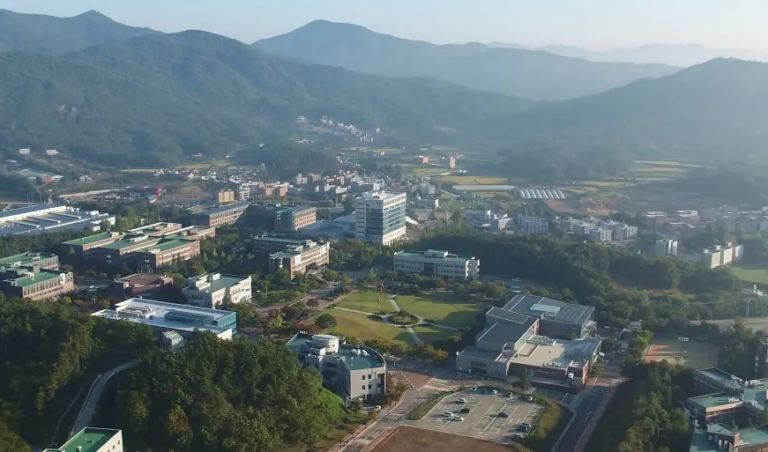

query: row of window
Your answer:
[361,383,383,390]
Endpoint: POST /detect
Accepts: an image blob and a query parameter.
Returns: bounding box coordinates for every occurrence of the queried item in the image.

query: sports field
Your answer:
[643,336,720,369]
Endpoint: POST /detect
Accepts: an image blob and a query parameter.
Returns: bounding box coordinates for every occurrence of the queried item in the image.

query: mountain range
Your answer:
[0,9,157,54]
[1,9,768,168]
[253,20,680,101]
[488,42,768,67]
[0,30,534,166]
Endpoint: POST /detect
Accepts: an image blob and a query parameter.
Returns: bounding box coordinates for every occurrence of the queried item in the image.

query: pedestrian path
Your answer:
[333,306,375,316]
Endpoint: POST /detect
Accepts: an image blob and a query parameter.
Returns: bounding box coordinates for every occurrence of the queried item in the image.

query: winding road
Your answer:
[69,361,138,435]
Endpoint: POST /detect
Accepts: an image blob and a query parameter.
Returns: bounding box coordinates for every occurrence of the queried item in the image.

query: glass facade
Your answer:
[365,203,405,238]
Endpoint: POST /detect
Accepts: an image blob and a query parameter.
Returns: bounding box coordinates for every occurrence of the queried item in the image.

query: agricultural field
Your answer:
[435,175,508,186]
[729,263,768,285]
[337,291,397,314]
[394,293,484,328]
[312,309,415,344]
[643,336,720,369]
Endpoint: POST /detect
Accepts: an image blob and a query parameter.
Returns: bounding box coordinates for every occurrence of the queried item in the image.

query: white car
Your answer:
[455,416,464,421]
[444,411,455,417]
[457,398,468,403]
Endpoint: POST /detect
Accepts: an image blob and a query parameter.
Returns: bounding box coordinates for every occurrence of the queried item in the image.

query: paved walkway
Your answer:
[70,361,138,435]
[334,306,375,316]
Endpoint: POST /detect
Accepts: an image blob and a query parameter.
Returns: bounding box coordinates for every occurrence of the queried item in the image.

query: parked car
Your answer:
[498,412,509,418]
[457,398,468,403]
[460,407,471,414]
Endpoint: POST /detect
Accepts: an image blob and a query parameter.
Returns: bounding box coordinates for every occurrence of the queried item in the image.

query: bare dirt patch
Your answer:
[368,427,527,452]
[644,336,720,369]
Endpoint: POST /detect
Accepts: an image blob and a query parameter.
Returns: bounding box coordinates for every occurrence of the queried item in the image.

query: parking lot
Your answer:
[412,389,546,443]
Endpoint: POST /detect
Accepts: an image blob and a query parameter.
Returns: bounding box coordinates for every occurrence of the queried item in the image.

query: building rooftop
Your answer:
[457,345,503,361]
[185,274,248,293]
[696,367,745,389]
[503,294,594,326]
[478,310,538,347]
[688,392,743,409]
[194,201,250,216]
[689,424,768,452]
[2,268,64,287]
[509,337,603,370]
[287,332,386,371]
[128,222,182,235]
[0,203,64,221]
[0,252,57,268]
[253,236,309,245]
[43,427,120,452]
[138,239,192,253]
[63,231,118,246]
[92,298,236,335]
[357,191,405,201]
[395,249,476,262]
[99,235,157,250]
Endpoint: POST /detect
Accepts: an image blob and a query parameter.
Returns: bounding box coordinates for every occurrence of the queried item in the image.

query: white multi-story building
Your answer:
[287,333,387,402]
[44,428,123,452]
[587,228,613,243]
[393,249,480,280]
[701,243,744,269]
[600,221,638,240]
[655,239,679,256]
[92,298,237,339]
[182,273,252,308]
[517,215,550,235]
[355,191,407,245]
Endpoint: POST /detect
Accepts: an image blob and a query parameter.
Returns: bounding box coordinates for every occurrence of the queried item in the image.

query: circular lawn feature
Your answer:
[388,311,420,326]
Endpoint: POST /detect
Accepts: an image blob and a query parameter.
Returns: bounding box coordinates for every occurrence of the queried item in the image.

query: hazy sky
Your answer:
[2,0,768,50]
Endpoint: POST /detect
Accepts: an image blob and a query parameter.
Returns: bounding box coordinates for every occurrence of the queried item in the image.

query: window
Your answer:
[368,384,371,389]
[362,385,366,390]
[362,375,366,380]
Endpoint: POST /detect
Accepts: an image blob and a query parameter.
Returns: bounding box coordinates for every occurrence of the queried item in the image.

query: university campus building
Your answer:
[456,295,598,393]
[287,333,387,402]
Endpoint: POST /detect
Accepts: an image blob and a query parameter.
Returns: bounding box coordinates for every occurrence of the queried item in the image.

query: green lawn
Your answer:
[312,309,415,344]
[394,293,483,328]
[337,291,396,314]
[730,263,768,285]
[412,325,456,343]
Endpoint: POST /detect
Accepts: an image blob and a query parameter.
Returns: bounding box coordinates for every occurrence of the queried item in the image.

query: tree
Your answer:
[315,313,337,329]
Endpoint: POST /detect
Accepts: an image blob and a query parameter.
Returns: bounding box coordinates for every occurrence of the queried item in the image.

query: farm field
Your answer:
[337,291,397,314]
[395,293,484,328]
[729,263,768,285]
[312,309,415,344]
[435,175,508,185]
[369,427,518,452]
[643,336,720,369]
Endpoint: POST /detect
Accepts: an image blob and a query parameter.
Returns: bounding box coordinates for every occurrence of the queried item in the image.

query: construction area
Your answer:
[369,426,525,452]
[643,336,720,369]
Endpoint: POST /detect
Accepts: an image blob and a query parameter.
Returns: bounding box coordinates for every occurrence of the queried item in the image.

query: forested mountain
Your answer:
[494,58,768,162]
[0,9,157,55]
[489,42,768,67]
[0,30,533,166]
[254,20,679,101]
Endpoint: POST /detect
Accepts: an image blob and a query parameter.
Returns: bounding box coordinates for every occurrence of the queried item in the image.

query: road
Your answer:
[69,361,138,435]
[553,376,624,452]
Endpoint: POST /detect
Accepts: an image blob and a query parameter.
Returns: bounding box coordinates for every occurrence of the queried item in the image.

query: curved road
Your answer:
[70,361,138,435]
